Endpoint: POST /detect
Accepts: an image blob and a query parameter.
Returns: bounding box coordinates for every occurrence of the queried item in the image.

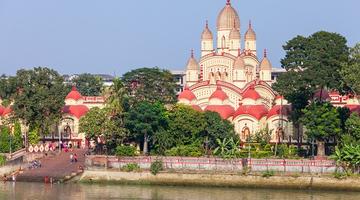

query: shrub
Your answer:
[116,145,137,157]
[165,145,203,157]
[276,144,298,159]
[261,170,275,178]
[121,163,140,172]
[150,160,163,175]
[28,128,40,145]
[0,155,6,166]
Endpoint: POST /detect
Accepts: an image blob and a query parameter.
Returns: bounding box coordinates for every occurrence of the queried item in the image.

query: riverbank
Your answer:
[79,169,360,192]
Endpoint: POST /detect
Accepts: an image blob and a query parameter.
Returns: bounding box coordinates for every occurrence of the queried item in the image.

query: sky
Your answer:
[0,0,359,76]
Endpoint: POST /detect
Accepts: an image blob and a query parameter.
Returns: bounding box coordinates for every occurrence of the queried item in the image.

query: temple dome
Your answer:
[205,105,235,119]
[210,86,229,101]
[186,50,199,70]
[178,87,196,101]
[233,55,245,69]
[245,21,256,40]
[233,105,268,120]
[260,49,272,70]
[201,21,213,40]
[242,87,261,100]
[66,86,83,101]
[217,0,240,31]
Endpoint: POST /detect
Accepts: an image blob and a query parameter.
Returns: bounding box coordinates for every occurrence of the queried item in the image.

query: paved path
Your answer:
[16,148,86,182]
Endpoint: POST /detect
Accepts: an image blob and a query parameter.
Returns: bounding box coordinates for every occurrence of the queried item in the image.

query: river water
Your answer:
[0,182,360,200]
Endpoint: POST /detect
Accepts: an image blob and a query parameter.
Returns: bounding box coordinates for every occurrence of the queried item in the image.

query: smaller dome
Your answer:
[205,105,235,119]
[201,21,213,40]
[178,87,196,101]
[186,50,199,70]
[217,0,240,31]
[260,49,272,70]
[234,105,268,120]
[62,105,89,119]
[233,55,245,69]
[66,86,83,101]
[245,21,256,41]
[242,87,261,100]
[210,86,229,101]
[229,21,240,40]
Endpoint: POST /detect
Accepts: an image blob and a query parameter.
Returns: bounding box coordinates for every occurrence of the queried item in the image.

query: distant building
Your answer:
[62,74,115,86]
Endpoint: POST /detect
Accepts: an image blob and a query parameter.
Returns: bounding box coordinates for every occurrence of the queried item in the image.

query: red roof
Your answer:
[275,95,284,100]
[1,106,12,117]
[209,86,228,101]
[178,87,196,101]
[205,105,235,119]
[233,105,268,120]
[191,105,203,112]
[314,89,330,101]
[66,86,83,101]
[267,105,291,119]
[0,105,4,116]
[242,88,261,100]
[345,105,360,114]
[62,105,89,119]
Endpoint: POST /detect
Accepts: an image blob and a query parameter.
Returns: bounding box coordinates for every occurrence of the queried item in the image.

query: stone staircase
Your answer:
[16,148,86,182]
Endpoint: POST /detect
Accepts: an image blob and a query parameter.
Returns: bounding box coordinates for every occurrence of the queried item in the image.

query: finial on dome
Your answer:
[205,20,209,28]
[264,49,267,58]
[249,20,252,29]
[191,49,194,58]
[226,0,231,5]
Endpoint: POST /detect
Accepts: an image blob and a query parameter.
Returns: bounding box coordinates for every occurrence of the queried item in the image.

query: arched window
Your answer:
[221,36,226,49]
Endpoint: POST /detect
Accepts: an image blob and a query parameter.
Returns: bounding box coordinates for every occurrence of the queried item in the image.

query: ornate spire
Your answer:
[206,20,209,28]
[226,0,231,5]
[264,49,267,58]
[191,49,194,58]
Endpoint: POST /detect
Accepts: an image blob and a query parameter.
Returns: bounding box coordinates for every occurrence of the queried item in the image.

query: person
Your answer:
[74,153,78,162]
[70,153,74,163]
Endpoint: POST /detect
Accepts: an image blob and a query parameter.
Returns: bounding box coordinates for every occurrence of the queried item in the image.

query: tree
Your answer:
[0,126,11,153]
[273,31,349,148]
[12,67,67,136]
[125,101,167,155]
[341,43,360,94]
[28,128,40,145]
[345,112,360,141]
[71,73,103,96]
[0,75,17,106]
[301,102,341,156]
[122,67,177,105]
[13,121,23,151]
[203,111,238,150]
[152,104,205,154]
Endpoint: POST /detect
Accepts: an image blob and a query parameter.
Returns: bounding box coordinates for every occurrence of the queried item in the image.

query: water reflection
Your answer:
[0,182,359,200]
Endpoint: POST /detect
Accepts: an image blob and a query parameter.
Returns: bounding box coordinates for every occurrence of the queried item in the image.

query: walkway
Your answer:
[16,148,86,182]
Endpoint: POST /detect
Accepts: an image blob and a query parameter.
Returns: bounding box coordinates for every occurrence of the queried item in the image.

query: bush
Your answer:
[0,155,6,166]
[121,163,140,172]
[116,145,137,156]
[276,144,298,159]
[165,145,203,157]
[262,170,275,178]
[28,128,40,145]
[252,151,273,158]
[0,126,11,153]
[150,160,163,175]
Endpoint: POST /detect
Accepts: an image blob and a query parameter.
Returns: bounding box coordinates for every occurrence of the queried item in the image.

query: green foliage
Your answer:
[276,144,298,159]
[252,126,272,146]
[13,121,23,151]
[125,101,167,155]
[116,145,137,157]
[12,67,66,134]
[28,128,39,145]
[71,73,103,96]
[121,163,140,172]
[331,144,360,173]
[0,75,17,104]
[345,112,360,141]
[341,43,360,94]
[150,160,163,175]
[165,145,203,157]
[0,126,11,153]
[0,155,6,166]
[251,151,273,159]
[213,138,240,159]
[122,67,177,105]
[261,170,275,178]
[333,170,349,180]
[301,102,341,141]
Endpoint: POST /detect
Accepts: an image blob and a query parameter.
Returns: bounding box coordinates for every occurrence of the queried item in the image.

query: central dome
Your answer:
[217,0,240,31]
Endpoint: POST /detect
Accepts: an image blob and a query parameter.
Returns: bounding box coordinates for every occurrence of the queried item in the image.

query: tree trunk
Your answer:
[143,132,148,155]
[316,140,325,157]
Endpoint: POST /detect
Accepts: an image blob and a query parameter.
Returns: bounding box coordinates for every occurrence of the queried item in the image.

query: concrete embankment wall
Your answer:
[80,170,360,191]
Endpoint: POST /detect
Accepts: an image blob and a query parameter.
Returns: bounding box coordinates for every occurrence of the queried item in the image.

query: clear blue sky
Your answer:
[0,0,359,76]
